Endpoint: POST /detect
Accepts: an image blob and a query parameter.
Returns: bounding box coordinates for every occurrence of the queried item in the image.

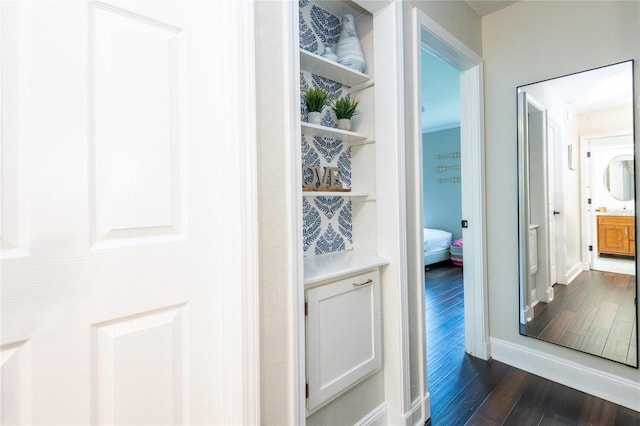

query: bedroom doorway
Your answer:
[421,37,467,424]
[410,8,489,421]
[413,9,489,359]
[409,8,490,418]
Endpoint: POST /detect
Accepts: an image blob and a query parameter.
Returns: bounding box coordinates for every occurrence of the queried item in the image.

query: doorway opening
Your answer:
[420,47,466,421]
[583,134,635,276]
[411,7,489,423]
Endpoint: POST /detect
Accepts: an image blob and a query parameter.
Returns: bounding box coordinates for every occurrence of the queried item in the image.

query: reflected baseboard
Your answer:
[593,256,636,275]
[491,337,639,412]
[564,262,586,284]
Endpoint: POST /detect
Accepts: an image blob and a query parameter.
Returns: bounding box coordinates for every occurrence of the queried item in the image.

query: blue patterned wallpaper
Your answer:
[300,0,353,256]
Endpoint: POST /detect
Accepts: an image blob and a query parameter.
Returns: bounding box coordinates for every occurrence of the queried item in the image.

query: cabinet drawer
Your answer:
[597,215,634,226]
[305,270,381,412]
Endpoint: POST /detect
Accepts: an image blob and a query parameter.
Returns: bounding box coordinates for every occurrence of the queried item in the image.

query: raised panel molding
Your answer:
[90,3,186,248]
[91,304,187,425]
[1,340,33,425]
[0,1,30,259]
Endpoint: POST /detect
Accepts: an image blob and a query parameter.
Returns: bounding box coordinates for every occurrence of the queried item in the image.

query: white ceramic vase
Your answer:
[335,15,366,73]
[308,111,323,125]
[337,118,351,131]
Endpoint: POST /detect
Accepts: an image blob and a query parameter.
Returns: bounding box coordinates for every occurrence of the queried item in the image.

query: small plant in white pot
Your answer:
[331,96,359,131]
[304,87,330,125]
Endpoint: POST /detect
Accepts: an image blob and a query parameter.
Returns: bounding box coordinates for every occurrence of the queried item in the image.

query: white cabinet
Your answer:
[305,269,382,412]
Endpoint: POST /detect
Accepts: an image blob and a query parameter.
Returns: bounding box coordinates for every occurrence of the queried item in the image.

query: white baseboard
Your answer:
[403,393,430,426]
[565,261,584,284]
[354,403,387,426]
[491,337,640,411]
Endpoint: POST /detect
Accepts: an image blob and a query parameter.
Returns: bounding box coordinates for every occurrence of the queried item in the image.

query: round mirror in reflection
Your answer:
[603,154,635,201]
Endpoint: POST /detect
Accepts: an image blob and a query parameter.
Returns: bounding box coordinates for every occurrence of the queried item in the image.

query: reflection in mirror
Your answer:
[517,61,637,367]
[604,154,634,201]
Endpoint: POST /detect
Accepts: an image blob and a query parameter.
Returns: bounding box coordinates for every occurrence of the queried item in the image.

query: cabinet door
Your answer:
[306,270,381,411]
[598,223,630,255]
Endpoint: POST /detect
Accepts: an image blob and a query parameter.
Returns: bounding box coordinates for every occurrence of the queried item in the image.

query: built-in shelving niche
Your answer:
[299,0,382,276]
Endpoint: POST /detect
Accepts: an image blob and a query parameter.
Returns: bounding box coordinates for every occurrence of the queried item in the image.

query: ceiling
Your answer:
[530,61,633,113]
[465,1,520,16]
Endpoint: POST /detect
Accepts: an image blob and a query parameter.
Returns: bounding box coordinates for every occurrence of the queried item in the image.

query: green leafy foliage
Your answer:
[304,87,330,113]
[331,96,359,119]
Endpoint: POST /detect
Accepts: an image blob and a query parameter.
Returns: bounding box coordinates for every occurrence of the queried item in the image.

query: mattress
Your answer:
[423,228,452,253]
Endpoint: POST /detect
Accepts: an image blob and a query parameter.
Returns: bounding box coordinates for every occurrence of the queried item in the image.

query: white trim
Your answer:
[285,1,306,424]
[354,403,387,426]
[413,7,490,374]
[417,14,480,70]
[410,9,429,426]
[374,3,411,422]
[236,1,260,424]
[565,261,585,284]
[491,338,640,411]
[460,63,490,359]
[403,394,429,426]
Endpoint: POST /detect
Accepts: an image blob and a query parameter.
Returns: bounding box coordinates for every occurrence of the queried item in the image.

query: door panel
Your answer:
[1,1,250,424]
[92,3,186,246]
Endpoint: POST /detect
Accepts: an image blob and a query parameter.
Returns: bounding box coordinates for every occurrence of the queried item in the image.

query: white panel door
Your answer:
[1,1,255,424]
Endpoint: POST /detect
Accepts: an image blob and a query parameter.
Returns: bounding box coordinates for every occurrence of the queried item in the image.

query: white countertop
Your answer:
[596,211,635,216]
[303,251,388,287]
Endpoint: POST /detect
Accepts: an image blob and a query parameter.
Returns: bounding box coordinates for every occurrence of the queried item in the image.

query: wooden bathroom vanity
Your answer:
[597,214,636,257]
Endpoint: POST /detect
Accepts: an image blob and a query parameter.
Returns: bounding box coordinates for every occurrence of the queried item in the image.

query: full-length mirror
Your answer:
[517,61,638,367]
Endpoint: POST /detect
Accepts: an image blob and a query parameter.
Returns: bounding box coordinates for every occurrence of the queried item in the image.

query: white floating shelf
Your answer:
[300,49,373,88]
[302,191,369,201]
[301,122,372,145]
[304,250,388,287]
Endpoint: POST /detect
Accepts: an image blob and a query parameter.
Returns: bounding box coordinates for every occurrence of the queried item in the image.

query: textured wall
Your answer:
[299,0,354,256]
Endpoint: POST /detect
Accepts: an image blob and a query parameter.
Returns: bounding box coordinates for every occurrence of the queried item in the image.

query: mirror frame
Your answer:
[603,154,635,202]
[517,60,638,368]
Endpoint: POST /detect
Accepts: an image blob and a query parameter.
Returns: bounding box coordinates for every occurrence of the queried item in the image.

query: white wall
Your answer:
[483,0,639,389]
[579,105,634,136]
[255,2,297,424]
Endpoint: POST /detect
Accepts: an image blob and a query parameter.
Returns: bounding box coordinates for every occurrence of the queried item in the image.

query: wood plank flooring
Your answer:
[424,263,640,425]
[522,269,637,366]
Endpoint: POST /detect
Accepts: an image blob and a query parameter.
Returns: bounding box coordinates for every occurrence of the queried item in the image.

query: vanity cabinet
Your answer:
[597,215,636,257]
[305,269,381,412]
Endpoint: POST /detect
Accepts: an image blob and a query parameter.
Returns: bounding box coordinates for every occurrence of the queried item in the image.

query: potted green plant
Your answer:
[331,96,359,131]
[304,87,330,125]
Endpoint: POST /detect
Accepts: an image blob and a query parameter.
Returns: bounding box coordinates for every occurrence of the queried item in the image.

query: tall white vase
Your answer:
[335,15,366,73]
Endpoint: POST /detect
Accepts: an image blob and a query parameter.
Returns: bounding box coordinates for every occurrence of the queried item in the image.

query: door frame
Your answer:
[410,5,489,407]
[580,131,636,274]
[548,117,567,284]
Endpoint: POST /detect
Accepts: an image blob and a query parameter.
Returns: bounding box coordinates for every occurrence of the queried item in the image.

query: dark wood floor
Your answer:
[424,263,640,425]
[522,269,637,367]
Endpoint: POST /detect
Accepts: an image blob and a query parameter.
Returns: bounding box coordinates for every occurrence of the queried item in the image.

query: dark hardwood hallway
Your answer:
[425,263,640,425]
[522,269,637,366]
